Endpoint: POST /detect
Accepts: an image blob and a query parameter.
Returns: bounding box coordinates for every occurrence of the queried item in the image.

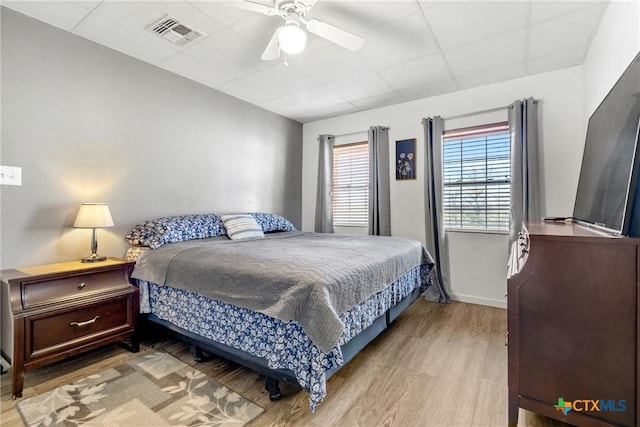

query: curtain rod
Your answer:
[443,105,509,121]
[333,130,368,138]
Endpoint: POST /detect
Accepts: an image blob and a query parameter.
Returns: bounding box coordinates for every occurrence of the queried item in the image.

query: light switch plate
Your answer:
[1,165,22,186]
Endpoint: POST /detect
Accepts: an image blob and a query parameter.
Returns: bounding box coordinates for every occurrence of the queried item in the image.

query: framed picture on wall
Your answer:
[396,138,416,180]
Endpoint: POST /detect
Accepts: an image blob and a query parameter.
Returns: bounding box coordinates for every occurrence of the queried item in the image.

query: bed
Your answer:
[127,213,434,410]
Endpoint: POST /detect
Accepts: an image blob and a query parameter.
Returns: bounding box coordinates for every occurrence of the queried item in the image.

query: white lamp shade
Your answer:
[73,203,114,228]
[278,24,307,54]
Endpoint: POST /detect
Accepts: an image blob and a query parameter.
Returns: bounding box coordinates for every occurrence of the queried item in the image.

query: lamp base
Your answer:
[81,254,107,263]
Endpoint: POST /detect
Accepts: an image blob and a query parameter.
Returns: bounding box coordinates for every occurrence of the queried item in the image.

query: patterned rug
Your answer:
[16,351,265,426]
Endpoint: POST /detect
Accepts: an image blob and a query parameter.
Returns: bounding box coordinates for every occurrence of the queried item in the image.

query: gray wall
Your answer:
[0,8,303,269]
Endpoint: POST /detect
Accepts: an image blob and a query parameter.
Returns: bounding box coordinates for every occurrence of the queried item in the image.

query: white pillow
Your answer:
[221,214,265,241]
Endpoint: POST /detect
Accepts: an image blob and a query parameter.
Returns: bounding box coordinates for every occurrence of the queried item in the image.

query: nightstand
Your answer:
[0,258,138,399]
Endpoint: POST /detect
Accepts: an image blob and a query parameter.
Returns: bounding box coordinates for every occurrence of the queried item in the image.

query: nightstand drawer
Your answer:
[26,295,134,360]
[22,268,130,309]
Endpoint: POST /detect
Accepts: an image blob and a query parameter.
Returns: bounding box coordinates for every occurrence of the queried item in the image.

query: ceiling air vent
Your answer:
[148,14,205,47]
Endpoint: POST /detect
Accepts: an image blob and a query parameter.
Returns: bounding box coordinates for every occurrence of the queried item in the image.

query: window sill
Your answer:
[445,228,508,236]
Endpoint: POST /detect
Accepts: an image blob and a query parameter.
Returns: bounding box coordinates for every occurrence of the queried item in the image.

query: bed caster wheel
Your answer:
[191,345,204,363]
[269,391,282,401]
[265,377,282,401]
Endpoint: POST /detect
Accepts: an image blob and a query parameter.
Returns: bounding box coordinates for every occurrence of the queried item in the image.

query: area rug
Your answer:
[16,351,265,426]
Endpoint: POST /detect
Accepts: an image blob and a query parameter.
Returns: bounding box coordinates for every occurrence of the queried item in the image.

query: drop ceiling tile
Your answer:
[240,64,321,97]
[261,86,347,114]
[289,102,358,123]
[325,72,395,102]
[159,52,235,88]
[396,78,459,101]
[2,1,90,31]
[256,99,301,117]
[72,1,102,11]
[307,0,420,39]
[189,1,255,26]
[350,91,403,110]
[423,1,529,49]
[217,78,278,104]
[358,12,440,69]
[527,48,586,75]
[378,53,451,91]
[529,6,605,60]
[226,12,281,48]
[182,28,271,77]
[288,45,373,85]
[73,12,179,64]
[91,1,224,36]
[445,28,528,77]
[456,64,527,90]
[531,1,607,23]
[418,1,450,12]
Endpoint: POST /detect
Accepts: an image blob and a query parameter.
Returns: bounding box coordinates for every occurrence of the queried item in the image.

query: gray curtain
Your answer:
[508,98,541,245]
[368,126,391,236]
[315,134,335,233]
[422,117,451,303]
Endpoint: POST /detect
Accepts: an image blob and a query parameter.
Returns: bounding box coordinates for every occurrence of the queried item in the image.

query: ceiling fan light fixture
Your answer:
[278,23,307,54]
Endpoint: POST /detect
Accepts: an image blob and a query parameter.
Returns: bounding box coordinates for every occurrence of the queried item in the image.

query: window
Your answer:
[333,142,369,227]
[442,122,510,231]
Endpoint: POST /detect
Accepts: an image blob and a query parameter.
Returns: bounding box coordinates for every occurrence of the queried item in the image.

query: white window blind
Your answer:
[333,142,369,227]
[443,122,510,231]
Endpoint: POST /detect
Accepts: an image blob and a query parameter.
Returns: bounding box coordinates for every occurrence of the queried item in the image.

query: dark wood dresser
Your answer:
[508,221,639,426]
[0,258,138,398]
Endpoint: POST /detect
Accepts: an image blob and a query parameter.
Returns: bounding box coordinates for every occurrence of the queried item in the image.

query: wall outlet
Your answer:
[0,165,22,186]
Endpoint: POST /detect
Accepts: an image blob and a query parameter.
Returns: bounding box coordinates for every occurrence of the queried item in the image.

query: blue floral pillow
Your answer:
[126,212,296,249]
[248,212,297,233]
[126,213,225,249]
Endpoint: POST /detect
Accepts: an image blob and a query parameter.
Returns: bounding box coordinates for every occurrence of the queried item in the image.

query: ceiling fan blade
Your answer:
[295,0,318,11]
[304,19,364,51]
[261,27,281,61]
[235,0,279,16]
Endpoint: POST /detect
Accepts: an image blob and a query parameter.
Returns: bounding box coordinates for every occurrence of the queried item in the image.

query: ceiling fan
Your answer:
[234,0,364,61]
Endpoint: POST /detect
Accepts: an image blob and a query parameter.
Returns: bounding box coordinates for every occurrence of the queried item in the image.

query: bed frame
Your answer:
[140,286,423,401]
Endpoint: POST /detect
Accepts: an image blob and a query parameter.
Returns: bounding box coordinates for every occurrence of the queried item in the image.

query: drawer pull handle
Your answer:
[70,316,100,328]
[78,283,87,289]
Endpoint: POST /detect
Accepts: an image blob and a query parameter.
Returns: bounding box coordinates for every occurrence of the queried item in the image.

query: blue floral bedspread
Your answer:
[138,264,431,410]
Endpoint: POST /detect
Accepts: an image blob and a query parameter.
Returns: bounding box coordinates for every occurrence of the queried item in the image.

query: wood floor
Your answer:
[1,300,570,426]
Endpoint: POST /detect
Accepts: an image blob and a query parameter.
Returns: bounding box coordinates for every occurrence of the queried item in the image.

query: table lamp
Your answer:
[73,203,114,263]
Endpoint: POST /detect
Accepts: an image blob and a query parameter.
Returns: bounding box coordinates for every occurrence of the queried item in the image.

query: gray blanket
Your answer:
[132,231,434,353]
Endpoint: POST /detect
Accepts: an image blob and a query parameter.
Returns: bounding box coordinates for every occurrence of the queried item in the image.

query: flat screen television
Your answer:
[573,52,640,235]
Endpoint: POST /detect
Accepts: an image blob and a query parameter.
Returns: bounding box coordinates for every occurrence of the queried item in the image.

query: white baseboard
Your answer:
[450,292,507,309]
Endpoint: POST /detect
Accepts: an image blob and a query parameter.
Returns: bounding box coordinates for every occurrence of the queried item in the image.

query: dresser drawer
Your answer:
[22,268,130,309]
[25,295,134,361]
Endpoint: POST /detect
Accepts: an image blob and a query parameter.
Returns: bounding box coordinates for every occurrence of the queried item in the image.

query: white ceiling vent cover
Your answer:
[148,14,205,47]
